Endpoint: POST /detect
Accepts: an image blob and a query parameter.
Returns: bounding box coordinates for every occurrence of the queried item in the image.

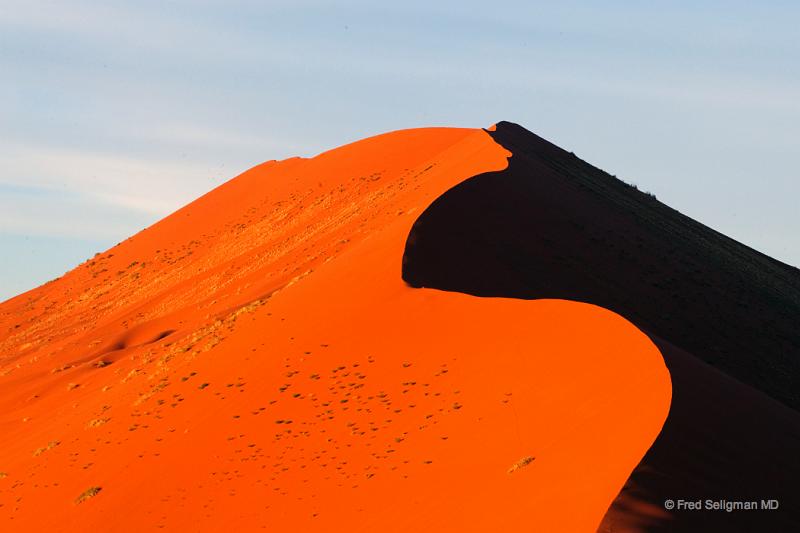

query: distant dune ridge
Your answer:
[0,123,796,531]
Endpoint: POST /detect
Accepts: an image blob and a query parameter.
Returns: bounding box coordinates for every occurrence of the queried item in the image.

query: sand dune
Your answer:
[1,122,792,531]
[0,126,672,531]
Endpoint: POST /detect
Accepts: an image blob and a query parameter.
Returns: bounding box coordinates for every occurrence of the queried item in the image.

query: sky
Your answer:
[2,1,799,301]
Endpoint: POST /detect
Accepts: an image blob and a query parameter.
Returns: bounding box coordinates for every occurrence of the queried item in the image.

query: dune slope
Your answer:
[0,127,671,531]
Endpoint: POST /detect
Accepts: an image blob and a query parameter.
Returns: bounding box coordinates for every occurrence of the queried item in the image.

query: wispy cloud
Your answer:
[0,183,152,240]
[1,141,223,212]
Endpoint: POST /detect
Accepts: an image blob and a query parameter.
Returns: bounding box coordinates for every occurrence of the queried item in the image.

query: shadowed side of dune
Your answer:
[402,122,800,531]
[404,122,800,411]
[600,334,800,532]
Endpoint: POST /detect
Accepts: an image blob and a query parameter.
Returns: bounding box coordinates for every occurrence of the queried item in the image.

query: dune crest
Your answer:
[0,126,671,531]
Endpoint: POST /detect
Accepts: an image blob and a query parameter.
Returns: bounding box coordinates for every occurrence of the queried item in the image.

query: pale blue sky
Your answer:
[2,1,799,301]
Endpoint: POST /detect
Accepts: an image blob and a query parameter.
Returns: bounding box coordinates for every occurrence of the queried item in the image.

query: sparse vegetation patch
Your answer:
[75,486,102,504]
[33,440,60,456]
[507,456,535,474]
[87,417,110,428]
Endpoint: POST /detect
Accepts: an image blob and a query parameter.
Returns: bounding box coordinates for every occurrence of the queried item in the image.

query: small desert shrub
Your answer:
[33,441,60,456]
[507,456,535,474]
[75,486,102,504]
[87,418,110,428]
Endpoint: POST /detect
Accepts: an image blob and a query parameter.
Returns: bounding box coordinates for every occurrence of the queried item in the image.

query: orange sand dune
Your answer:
[0,127,671,531]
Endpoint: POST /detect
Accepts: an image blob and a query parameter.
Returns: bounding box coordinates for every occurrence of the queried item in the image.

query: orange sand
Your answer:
[0,127,671,531]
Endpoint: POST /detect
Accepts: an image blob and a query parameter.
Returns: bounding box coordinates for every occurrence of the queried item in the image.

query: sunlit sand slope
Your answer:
[0,127,670,532]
